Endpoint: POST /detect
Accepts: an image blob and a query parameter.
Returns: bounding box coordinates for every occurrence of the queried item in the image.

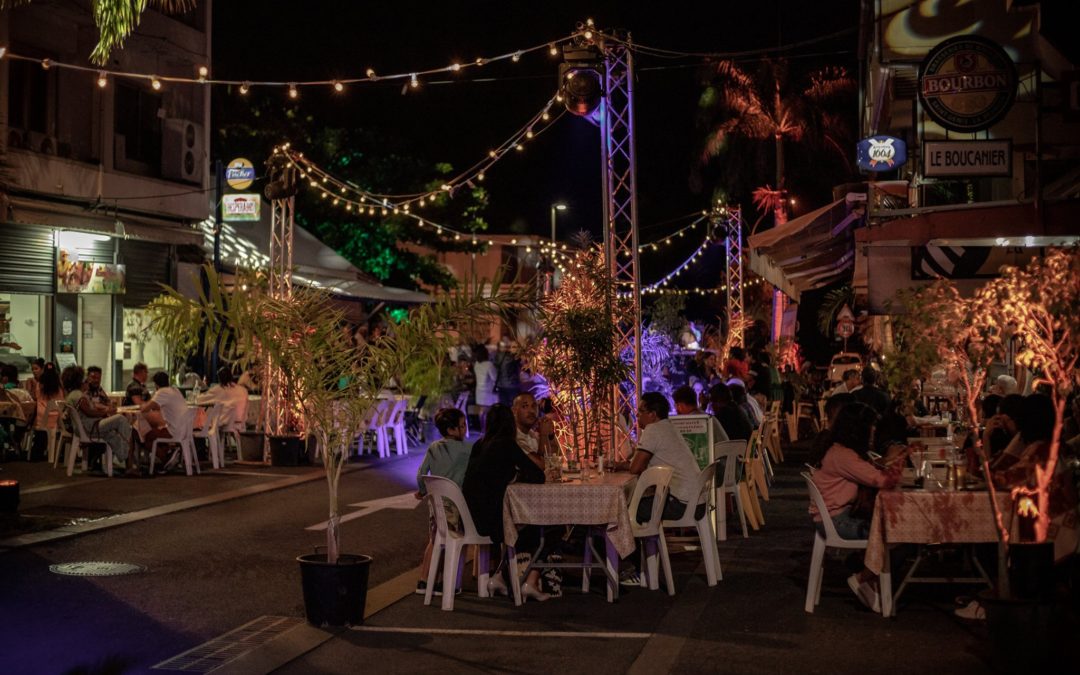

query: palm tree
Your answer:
[697,59,855,228]
[1,0,195,64]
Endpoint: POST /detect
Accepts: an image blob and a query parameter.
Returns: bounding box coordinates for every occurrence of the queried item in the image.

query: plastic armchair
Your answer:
[65,403,114,477]
[628,465,676,595]
[42,399,69,467]
[193,403,226,469]
[713,440,756,539]
[149,407,199,476]
[801,471,869,613]
[663,460,723,586]
[421,476,494,611]
[388,398,409,456]
[353,400,384,457]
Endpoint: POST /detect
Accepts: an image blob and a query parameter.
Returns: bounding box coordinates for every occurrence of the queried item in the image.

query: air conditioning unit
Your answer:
[161,118,205,184]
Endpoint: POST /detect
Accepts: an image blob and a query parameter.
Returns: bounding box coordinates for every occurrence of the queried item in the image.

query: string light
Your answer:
[288,83,298,99]
[410,73,419,88]
[40,58,51,70]
[97,71,107,88]
[333,80,344,92]
[197,65,209,81]
[366,68,376,79]
[151,76,161,90]
[239,81,250,95]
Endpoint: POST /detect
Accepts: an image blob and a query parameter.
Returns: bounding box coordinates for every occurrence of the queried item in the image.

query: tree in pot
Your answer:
[148,265,517,622]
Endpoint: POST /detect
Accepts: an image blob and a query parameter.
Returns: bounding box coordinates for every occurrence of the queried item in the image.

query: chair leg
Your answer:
[753,459,770,501]
[734,484,752,536]
[715,488,728,542]
[104,448,113,477]
[582,532,592,594]
[805,534,826,613]
[658,533,675,596]
[477,545,490,599]
[442,539,460,611]
[508,546,523,606]
[695,518,719,586]
[644,537,660,591]
[66,439,80,477]
[424,536,442,607]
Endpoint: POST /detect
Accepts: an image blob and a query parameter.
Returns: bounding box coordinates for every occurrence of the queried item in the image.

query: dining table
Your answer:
[502,471,637,605]
[866,476,1013,617]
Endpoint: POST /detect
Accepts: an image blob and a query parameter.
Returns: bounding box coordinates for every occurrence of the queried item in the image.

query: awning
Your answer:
[748,199,861,302]
[8,194,205,247]
[854,198,1080,247]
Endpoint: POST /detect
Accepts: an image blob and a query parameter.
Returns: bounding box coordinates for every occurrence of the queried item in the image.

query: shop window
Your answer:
[0,293,49,377]
[120,307,168,383]
[114,81,162,173]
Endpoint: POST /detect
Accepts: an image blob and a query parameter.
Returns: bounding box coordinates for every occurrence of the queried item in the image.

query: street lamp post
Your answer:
[550,203,567,244]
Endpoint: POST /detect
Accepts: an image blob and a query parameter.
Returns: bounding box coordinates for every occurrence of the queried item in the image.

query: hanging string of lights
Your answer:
[0,32,581,95]
[278,91,565,211]
[637,215,709,253]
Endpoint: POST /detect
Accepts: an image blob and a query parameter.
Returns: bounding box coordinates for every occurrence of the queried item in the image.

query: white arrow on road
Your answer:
[306,491,422,531]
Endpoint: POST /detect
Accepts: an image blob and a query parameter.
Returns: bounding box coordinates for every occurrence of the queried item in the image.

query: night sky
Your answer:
[213,1,858,328]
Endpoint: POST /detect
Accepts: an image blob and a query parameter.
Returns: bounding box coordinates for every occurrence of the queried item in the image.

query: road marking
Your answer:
[213,470,285,478]
[21,478,108,494]
[306,491,420,531]
[626,573,714,675]
[350,626,652,639]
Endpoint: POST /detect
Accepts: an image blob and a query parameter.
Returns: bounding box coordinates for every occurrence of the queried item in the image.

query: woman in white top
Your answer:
[472,344,497,428]
[197,366,249,431]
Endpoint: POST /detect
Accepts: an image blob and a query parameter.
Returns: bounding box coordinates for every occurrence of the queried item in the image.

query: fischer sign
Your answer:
[919,35,1017,132]
[225,157,256,190]
[223,193,261,221]
[857,136,907,172]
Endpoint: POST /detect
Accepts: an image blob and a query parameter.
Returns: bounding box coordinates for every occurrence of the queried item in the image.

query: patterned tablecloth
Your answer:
[503,472,637,558]
[865,488,1012,575]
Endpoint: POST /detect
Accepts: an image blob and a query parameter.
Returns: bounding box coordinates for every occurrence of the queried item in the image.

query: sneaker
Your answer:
[847,574,881,613]
[415,580,429,595]
[954,600,986,620]
[619,568,641,588]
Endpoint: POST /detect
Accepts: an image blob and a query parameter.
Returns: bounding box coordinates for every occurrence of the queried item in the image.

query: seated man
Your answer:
[1,362,36,447]
[511,392,557,468]
[614,392,704,523]
[139,371,189,468]
[673,384,729,443]
[61,365,138,476]
[123,362,151,406]
[85,365,111,407]
[830,369,861,397]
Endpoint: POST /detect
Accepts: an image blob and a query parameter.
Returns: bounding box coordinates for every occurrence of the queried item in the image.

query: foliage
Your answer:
[980,248,1080,545]
[816,285,855,338]
[217,96,490,291]
[644,295,686,341]
[0,0,195,65]
[146,265,520,562]
[632,325,675,401]
[527,247,631,465]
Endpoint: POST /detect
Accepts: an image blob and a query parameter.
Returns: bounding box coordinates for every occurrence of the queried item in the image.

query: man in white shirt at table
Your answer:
[139,371,189,470]
[511,392,557,468]
[614,392,704,524]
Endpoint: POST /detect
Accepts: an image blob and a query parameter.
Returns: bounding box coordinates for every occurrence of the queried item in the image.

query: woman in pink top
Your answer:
[809,402,903,611]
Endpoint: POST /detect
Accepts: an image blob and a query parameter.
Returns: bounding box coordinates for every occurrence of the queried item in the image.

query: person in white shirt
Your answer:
[197,366,249,431]
[614,392,704,523]
[830,369,862,397]
[673,385,729,443]
[511,392,558,463]
[139,371,189,463]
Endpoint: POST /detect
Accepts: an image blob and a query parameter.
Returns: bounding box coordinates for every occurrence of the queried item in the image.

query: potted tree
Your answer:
[148,264,516,625]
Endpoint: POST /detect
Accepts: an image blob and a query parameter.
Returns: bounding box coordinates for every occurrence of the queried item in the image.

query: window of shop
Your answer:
[0,293,51,377]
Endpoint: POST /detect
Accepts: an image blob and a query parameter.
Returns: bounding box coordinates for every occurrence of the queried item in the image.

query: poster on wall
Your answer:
[57,249,126,294]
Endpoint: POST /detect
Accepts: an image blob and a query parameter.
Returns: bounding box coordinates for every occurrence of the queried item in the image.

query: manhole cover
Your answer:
[49,561,147,577]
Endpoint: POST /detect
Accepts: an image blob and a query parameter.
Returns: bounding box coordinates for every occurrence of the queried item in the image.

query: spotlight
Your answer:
[558,45,603,116]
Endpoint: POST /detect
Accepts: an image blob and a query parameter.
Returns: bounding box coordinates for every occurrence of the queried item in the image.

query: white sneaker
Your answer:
[954,600,986,620]
[847,574,881,613]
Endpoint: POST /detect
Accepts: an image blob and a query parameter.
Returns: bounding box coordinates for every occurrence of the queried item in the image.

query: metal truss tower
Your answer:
[722,207,745,348]
[264,160,297,443]
[599,34,641,441]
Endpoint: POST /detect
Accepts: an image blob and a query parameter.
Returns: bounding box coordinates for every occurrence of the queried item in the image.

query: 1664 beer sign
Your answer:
[223,193,260,221]
[857,136,907,172]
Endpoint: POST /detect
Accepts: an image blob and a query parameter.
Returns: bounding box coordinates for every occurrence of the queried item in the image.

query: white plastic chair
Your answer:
[193,403,226,469]
[802,471,869,613]
[149,407,199,476]
[65,403,114,477]
[354,400,385,456]
[421,476,493,611]
[43,399,70,466]
[371,399,396,458]
[662,460,723,586]
[387,398,409,456]
[454,391,470,436]
[714,440,754,539]
[628,465,675,595]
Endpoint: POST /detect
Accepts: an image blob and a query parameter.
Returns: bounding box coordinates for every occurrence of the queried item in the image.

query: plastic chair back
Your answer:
[422,475,487,543]
[663,460,718,527]
[714,440,746,489]
[628,465,673,534]
[801,471,867,547]
[173,406,197,443]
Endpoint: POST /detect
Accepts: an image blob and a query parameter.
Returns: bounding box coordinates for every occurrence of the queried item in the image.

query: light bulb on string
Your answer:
[512,51,522,62]
[97,71,108,88]
[239,81,250,95]
[197,65,209,81]
[366,68,376,79]
[288,83,298,99]
[410,73,419,88]
[549,43,558,56]
[450,62,461,72]
[151,76,162,90]
[333,80,344,92]
[41,58,51,70]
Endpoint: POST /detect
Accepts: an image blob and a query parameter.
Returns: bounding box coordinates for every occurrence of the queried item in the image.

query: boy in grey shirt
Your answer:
[415,407,472,595]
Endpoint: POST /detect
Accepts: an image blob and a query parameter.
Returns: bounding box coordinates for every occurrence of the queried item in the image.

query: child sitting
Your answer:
[415,407,472,595]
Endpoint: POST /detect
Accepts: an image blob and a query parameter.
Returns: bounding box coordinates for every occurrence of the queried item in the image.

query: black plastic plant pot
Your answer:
[297,553,372,627]
[268,435,304,466]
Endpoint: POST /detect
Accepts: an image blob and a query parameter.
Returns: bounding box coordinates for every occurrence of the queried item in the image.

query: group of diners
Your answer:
[0,358,248,476]
[807,378,1080,614]
[415,390,706,602]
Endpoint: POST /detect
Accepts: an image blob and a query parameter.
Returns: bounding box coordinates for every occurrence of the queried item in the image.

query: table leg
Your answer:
[605,533,619,603]
[880,547,893,618]
[507,545,523,607]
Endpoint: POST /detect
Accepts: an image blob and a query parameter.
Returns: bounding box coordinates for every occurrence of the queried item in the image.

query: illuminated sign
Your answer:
[924,140,1012,177]
[919,36,1017,132]
[223,193,261,221]
[57,249,126,294]
[225,157,256,190]
[856,136,907,172]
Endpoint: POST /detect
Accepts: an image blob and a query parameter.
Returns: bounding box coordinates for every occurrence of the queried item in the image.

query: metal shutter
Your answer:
[0,223,56,294]
[120,239,173,307]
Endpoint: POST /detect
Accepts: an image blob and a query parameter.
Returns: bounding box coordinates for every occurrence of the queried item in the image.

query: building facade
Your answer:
[1,0,211,391]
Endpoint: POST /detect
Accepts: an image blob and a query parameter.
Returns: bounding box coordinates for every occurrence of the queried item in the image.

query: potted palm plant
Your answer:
[148,264,517,625]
